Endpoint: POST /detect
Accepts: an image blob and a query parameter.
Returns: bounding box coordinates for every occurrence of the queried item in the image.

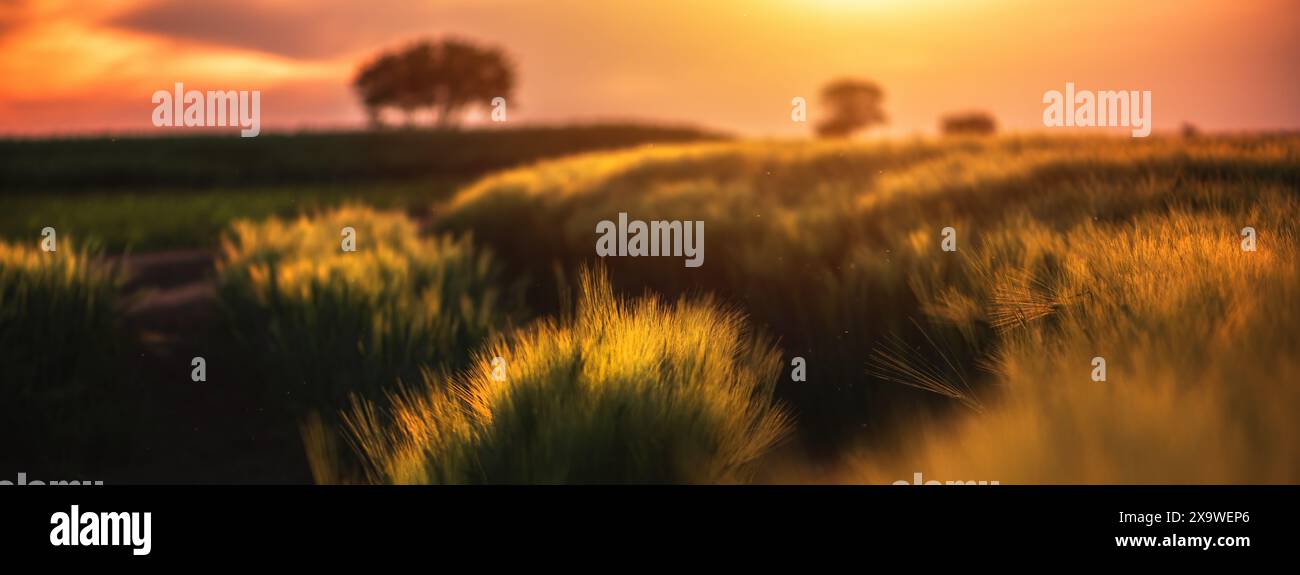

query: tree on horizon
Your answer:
[354,38,515,129]
[940,111,997,136]
[815,78,887,138]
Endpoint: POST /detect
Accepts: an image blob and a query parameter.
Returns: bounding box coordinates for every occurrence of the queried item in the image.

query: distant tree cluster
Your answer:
[354,38,515,129]
[940,111,997,136]
[811,77,1004,139]
[815,79,887,138]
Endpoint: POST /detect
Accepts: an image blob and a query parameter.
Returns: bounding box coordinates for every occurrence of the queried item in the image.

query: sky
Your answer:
[0,0,1296,137]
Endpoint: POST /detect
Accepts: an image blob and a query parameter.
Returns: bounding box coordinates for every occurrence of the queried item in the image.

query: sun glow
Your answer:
[797,0,967,13]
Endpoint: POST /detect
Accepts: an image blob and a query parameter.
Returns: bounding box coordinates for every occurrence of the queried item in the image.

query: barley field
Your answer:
[431,134,1300,483]
[3,132,1297,483]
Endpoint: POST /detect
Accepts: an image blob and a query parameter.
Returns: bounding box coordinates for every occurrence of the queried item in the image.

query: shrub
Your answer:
[0,240,125,471]
[0,241,118,396]
[218,206,517,411]
[334,268,792,484]
[940,111,997,136]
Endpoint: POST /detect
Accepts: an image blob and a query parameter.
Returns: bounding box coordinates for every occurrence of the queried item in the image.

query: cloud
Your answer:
[0,0,34,40]
[108,0,447,59]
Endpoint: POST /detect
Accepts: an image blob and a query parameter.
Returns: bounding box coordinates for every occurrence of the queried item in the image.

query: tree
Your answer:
[940,111,997,136]
[815,79,886,138]
[354,52,402,128]
[354,38,516,129]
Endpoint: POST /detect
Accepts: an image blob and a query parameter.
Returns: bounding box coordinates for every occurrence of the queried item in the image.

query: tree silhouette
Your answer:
[354,52,402,127]
[940,111,997,136]
[354,38,516,129]
[815,79,886,138]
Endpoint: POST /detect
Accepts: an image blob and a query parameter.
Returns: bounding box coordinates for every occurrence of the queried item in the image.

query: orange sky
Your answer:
[1,0,1296,136]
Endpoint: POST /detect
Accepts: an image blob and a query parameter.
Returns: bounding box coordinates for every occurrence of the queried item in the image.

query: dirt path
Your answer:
[110,249,311,483]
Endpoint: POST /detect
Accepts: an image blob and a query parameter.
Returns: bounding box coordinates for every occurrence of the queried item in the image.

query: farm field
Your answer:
[0,125,721,250]
[4,129,1296,483]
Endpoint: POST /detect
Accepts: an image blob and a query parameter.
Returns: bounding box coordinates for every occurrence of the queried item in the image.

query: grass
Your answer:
[0,124,723,253]
[846,196,1300,483]
[5,128,1298,484]
[319,268,791,484]
[0,240,118,396]
[0,178,467,252]
[436,134,1300,480]
[0,124,723,191]
[0,239,135,473]
[217,205,520,413]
